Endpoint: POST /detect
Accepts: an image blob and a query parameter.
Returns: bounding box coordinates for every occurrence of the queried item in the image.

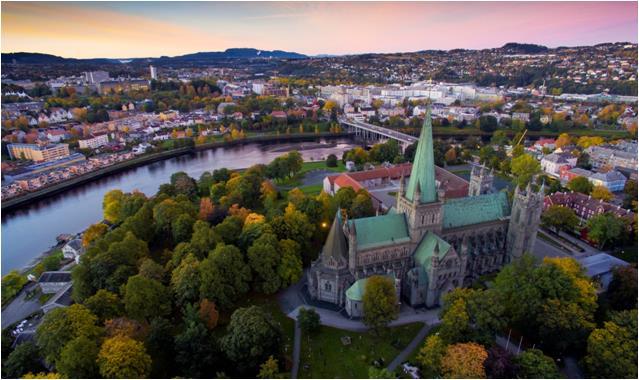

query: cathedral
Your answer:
[308,107,543,317]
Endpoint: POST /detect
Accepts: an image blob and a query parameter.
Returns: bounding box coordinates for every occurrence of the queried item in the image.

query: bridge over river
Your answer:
[339,117,418,151]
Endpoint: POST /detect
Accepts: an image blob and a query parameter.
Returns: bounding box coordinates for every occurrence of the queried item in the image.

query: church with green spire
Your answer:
[308,106,543,316]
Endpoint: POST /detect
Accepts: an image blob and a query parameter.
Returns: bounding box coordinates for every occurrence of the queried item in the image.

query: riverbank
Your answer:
[1,132,352,211]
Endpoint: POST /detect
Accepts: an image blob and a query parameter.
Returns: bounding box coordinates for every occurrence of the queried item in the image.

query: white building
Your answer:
[78,133,109,149]
[149,66,157,80]
[541,153,577,177]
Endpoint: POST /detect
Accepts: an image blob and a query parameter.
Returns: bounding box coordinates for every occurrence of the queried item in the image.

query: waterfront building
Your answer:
[7,143,70,162]
[79,133,109,149]
[309,107,543,314]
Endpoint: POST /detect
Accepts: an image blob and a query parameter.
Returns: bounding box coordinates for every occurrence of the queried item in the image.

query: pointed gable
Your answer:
[414,231,452,270]
[405,106,437,204]
[321,211,348,265]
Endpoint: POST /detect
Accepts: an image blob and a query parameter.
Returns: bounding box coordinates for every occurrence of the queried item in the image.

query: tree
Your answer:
[190,220,220,259]
[416,335,447,378]
[362,275,398,334]
[138,258,165,282]
[478,115,498,132]
[350,190,376,218]
[171,172,197,198]
[199,244,251,310]
[326,154,338,167]
[214,215,244,246]
[171,254,201,307]
[199,299,219,330]
[541,205,579,233]
[515,349,560,379]
[83,289,123,322]
[484,346,517,379]
[567,176,593,194]
[123,275,171,322]
[591,185,613,201]
[145,317,175,378]
[510,154,541,188]
[440,342,488,379]
[82,223,108,247]
[555,133,572,148]
[36,304,102,366]
[98,335,152,379]
[439,298,471,343]
[278,239,303,287]
[607,266,637,311]
[257,356,279,379]
[271,204,315,257]
[297,307,321,333]
[175,304,219,378]
[584,320,637,379]
[247,233,281,294]
[221,306,282,372]
[103,190,124,223]
[586,212,627,249]
[172,213,195,243]
[56,336,99,378]
[3,342,46,378]
[2,270,27,305]
[490,130,509,146]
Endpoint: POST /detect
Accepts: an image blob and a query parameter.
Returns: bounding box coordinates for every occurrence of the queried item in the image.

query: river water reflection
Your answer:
[1,138,358,274]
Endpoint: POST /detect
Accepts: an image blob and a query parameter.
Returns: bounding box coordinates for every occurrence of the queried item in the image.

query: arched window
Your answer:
[324,282,332,292]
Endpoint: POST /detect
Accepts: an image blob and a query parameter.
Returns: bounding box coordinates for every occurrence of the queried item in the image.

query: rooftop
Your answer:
[348,212,410,250]
[442,191,510,229]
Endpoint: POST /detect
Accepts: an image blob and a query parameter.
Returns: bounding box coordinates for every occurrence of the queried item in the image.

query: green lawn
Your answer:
[298,184,324,196]
[299,323,424,379]
[300,160,346,174]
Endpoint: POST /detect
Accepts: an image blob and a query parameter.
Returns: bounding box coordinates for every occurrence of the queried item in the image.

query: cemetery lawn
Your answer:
[299,322,423,378]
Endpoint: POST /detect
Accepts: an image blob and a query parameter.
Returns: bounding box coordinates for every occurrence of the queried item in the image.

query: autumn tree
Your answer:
[591,185,613,201]
[247,233,282,294]
[103,190,124,224]
[171,254,201,306]
[416,335,447,377]
[607,266,638,311]
[555,133,572,148]
[36,304,102,366]
[82,223,108,247]
[362,275,398,334]
[257,356,279,379]
[98,335,152,379]
[199,299,219,330]
[278,239,303,287]
[441,342,488,379]
[350,190,376,218]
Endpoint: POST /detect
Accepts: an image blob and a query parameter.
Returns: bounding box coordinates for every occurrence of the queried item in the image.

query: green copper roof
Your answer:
[322,211,348,262]
[442,191,510,229]
[345,277,367,301]
[345,275,395,301]
[348,213,410,250]
[414,231,451,270]
[405,106,437,204]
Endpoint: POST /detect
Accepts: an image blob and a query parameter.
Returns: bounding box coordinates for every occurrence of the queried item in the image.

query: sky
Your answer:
[1,1,637,58]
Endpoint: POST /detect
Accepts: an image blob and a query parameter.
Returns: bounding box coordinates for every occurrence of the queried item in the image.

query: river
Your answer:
[1,138,359,274]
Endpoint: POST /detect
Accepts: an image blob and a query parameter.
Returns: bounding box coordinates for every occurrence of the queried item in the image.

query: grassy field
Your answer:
[299,322,424,379]
[298,184,324,196]
[300,160,347,174]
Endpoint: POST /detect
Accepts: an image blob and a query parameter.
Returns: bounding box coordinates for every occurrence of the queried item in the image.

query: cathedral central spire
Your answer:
[405,105,437,204]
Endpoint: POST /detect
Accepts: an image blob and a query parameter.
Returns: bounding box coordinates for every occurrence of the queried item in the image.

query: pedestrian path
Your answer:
[386,323,433,371]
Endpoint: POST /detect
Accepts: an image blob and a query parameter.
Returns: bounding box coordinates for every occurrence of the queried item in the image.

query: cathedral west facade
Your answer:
[308,107,543,316]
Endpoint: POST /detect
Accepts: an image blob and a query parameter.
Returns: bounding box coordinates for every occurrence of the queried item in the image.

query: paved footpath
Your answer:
[290,320,301,379]
[386,323,433,371]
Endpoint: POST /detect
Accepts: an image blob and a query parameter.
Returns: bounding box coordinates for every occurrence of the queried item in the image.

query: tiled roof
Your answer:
[414,231,452,270]
[348,213,410,250]
[578,253,629,278]
[442,191,510,229]
[334,175,363,192]
[322,212,348,263]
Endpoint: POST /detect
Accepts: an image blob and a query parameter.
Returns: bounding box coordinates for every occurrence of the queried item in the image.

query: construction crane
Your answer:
[514,129,527,146]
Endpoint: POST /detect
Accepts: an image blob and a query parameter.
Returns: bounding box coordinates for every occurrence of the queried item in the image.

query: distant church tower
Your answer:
[468,163,495,196]
[506,182,544,261]
[397,106,444,243]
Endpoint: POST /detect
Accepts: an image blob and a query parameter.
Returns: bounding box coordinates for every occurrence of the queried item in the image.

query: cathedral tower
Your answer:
[506,182,544,261]
[468,163,495,196]
[397,106,444,243]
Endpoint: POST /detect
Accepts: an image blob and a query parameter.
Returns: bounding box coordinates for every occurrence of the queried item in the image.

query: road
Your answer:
[290,320,301,379]
[2,283,41,329]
